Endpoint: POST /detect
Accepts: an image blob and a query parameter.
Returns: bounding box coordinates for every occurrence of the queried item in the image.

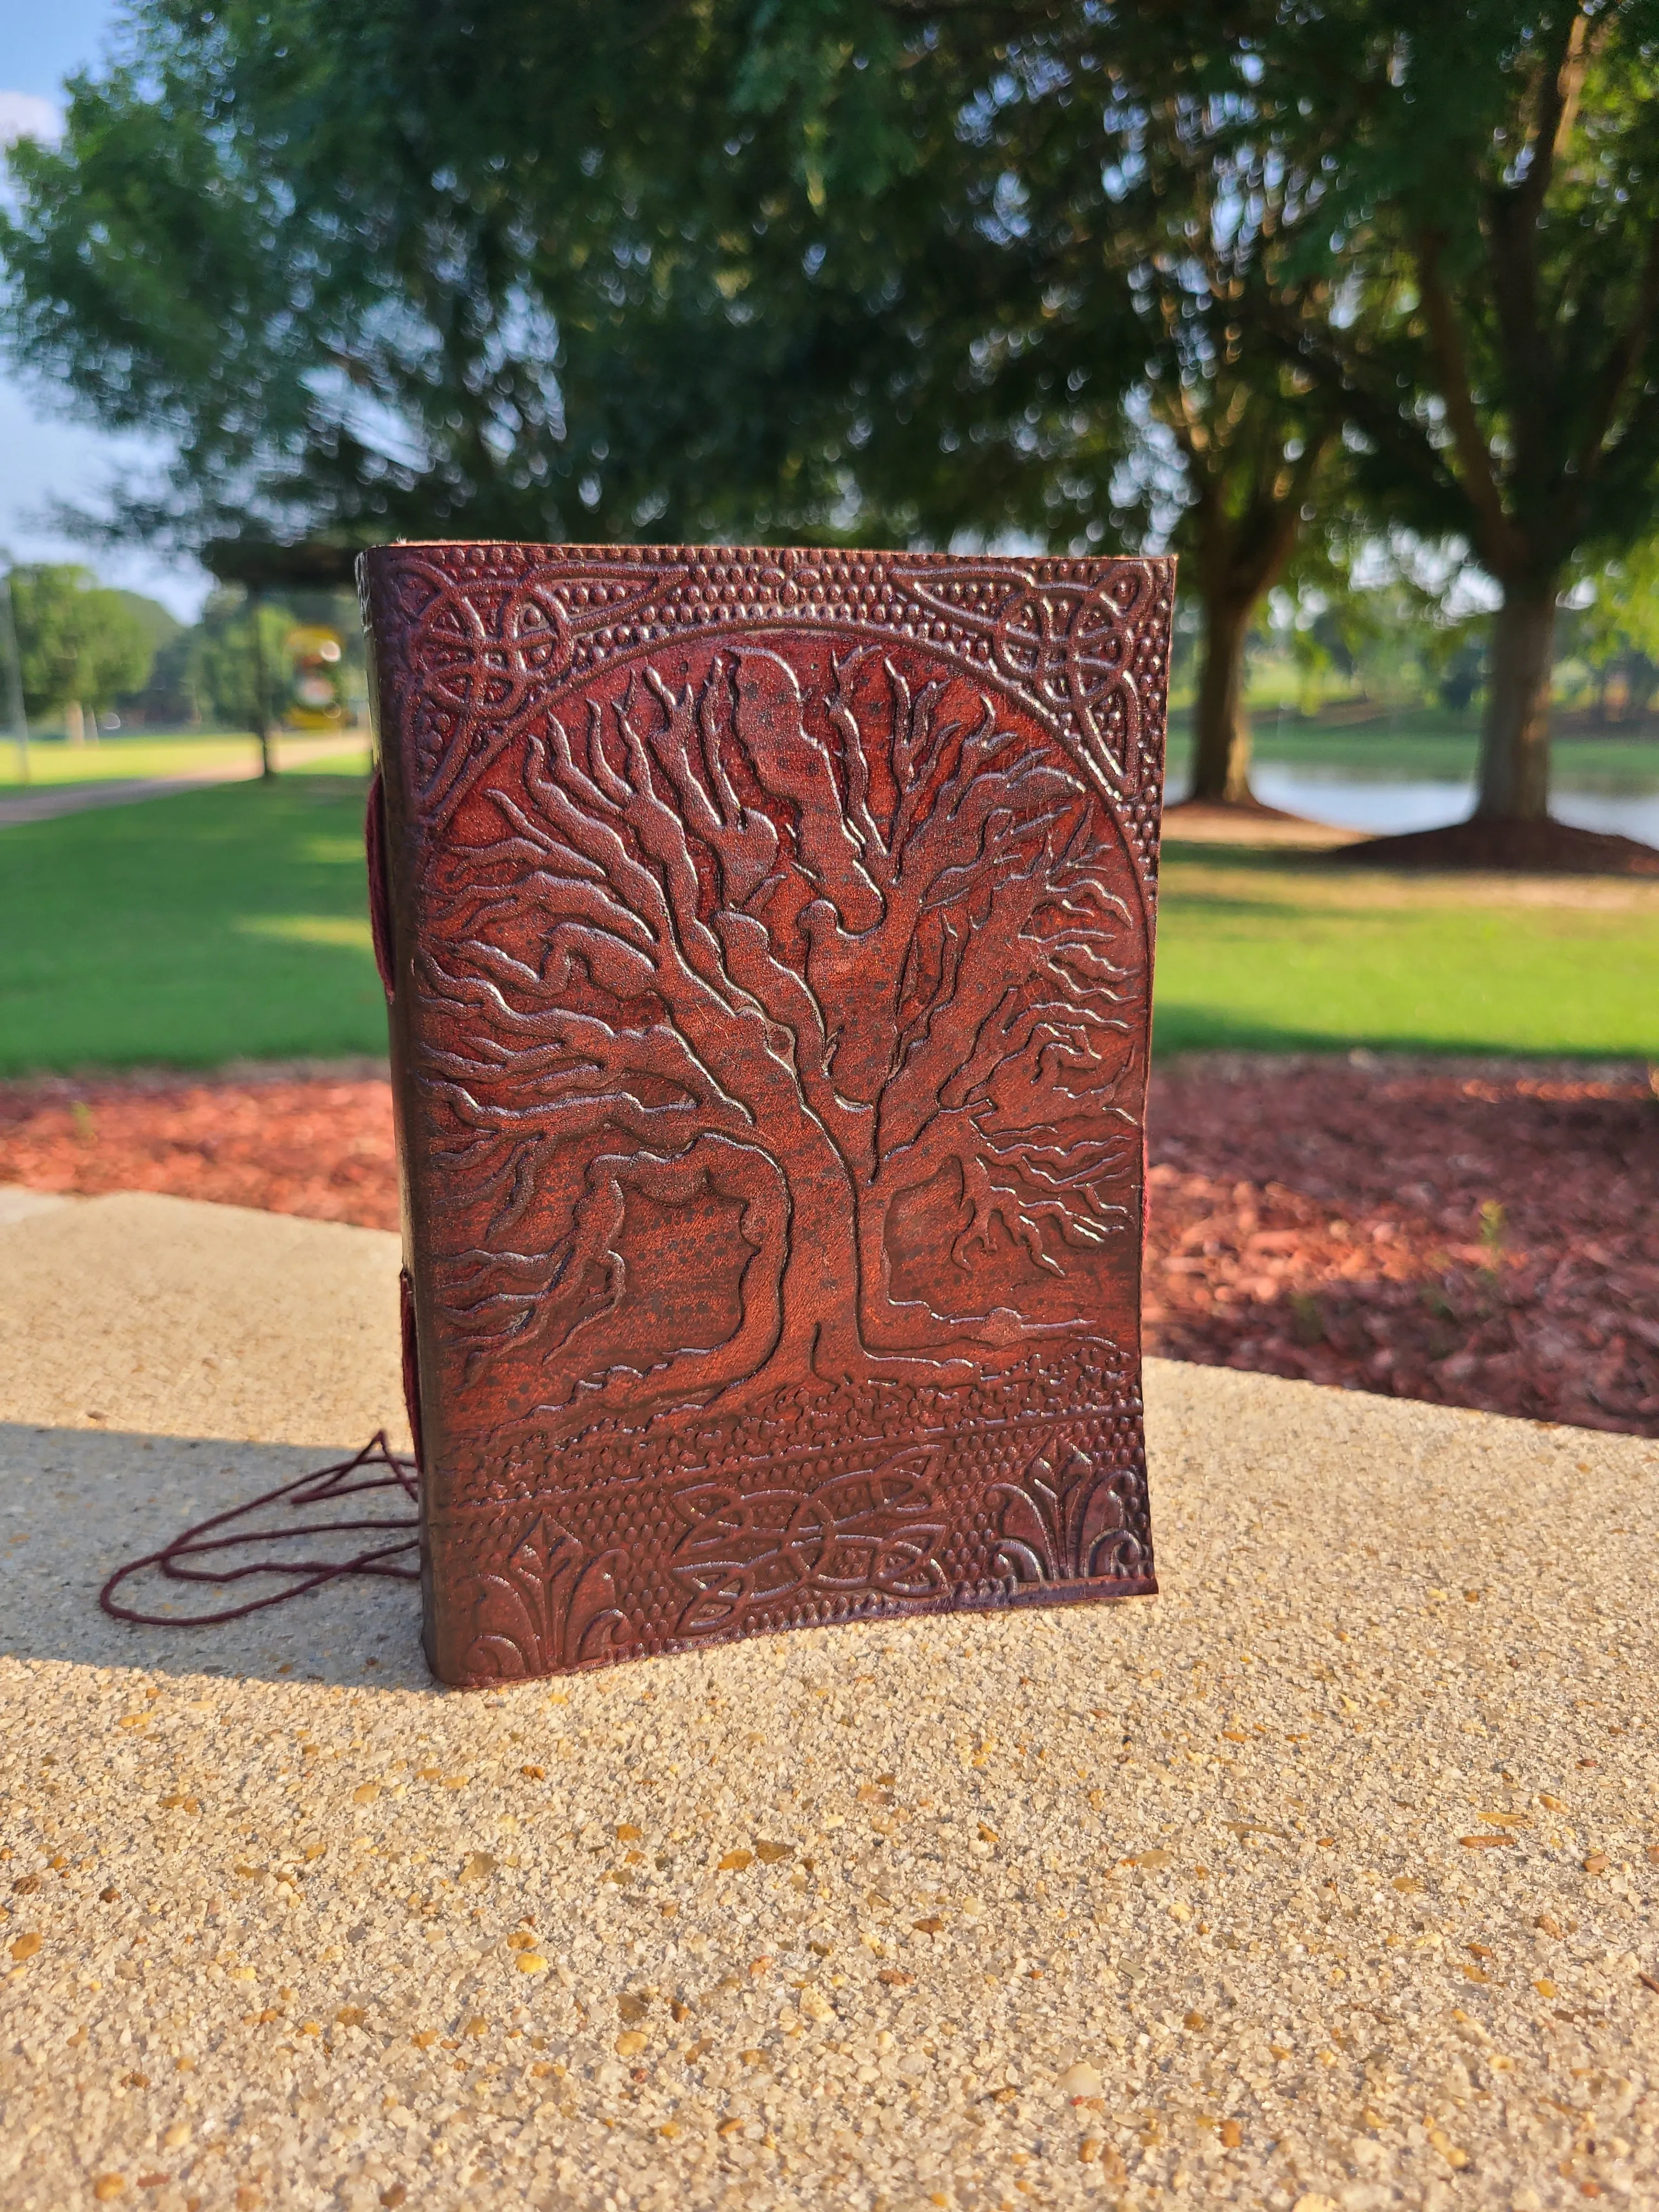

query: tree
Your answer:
[705,6,1358,806]
[956,50,1344,807]
[0,0,976,569]
[127,623,203,729]
[409,634,1146,1429]
[686,0,1659,832]
[48,2,1647,838]
[188,590,295,741]
[1148,379,1336,805]
[968,17,1348,810]
[1256,1,1659,827]
[1561,539,1659,721]
[0,0,1349,823]
[4,563,154,732]
[1267,528,1492,716]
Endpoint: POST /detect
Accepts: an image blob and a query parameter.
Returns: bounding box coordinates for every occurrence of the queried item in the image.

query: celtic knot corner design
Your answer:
[893,560,1169,799]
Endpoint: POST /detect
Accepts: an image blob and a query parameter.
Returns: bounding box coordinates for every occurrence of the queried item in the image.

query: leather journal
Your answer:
[360,543,1172,1685]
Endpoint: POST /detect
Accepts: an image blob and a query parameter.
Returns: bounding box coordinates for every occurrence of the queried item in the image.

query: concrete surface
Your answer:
[0,1192,408,1450]
[0,1185,75,1228]
[0,1195,1654,2211]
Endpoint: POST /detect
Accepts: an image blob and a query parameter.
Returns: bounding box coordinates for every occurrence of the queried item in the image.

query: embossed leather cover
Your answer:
[360,543,1171,1685]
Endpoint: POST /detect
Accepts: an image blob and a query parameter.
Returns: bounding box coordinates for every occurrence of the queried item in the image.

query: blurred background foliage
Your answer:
[1,563,364,740]
[5,562,159,731]
[4,2,1659,828]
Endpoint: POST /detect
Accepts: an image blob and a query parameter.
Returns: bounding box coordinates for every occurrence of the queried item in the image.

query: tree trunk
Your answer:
[1476,584,1556,822]
[0,577,30,786]
[250,590,276,781]
[64,699,86,747]
[1189,595,1255,804]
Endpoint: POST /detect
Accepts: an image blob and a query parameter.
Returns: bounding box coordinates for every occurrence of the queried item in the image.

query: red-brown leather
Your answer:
[399,1266,426,1479]
[360,543,1172,1685]
[365,768,396,1002]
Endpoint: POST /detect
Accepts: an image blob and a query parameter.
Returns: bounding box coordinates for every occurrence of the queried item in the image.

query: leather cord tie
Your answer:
[99,1432,419,1628]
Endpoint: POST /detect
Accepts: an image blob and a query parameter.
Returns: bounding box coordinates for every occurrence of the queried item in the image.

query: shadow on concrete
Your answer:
[0,1421,438,1692]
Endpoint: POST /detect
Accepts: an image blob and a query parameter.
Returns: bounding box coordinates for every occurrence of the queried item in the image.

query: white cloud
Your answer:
[0,91,63,147]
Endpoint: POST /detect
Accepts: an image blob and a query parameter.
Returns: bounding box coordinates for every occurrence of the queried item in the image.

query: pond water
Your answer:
[1188,764,1659,844]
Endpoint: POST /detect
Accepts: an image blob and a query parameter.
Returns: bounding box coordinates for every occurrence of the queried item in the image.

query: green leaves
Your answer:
[3,566,156,718]
[0,2,856,556]
[1256,1,1659,572]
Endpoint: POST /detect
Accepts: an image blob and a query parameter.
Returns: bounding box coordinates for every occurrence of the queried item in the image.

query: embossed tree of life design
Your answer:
[411,637,1149,1434]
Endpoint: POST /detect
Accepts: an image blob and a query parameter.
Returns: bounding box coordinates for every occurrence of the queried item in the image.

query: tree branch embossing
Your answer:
[413,639,1146,1434]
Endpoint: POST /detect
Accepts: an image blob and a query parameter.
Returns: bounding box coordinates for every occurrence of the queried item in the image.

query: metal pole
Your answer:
[0,571,29,785]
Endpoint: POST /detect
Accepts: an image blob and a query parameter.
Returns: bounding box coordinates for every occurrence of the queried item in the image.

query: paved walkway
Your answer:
[0,1190,1653,2209]
[0,737,368,826]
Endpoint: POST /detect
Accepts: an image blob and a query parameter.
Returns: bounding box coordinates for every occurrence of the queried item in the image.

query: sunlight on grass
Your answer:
[0,777,386,1074]
[0,738,262,786]
[1,776,1654,1076]
[233,914,374,949]
[1154,848,1659,1057]
[298,836,370,864]
[0,733,369,788]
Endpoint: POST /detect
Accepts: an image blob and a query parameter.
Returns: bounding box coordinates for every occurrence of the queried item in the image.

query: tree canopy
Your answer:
[6,1,1659,828]
[4,563,156,721]
[1250,1,1659,816]
[0,0,1013,565]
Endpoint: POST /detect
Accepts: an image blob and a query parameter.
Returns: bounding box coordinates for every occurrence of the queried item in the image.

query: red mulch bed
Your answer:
[1146,1057,1657,1436]
[0,1065,402,1233]
[2,1057,1654,1437]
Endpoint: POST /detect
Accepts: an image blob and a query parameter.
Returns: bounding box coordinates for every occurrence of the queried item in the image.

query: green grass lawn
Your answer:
[0,730,372,787]
[0,774,1654,1076]
[1154,840,1658,1057]
[0,775,388,1074]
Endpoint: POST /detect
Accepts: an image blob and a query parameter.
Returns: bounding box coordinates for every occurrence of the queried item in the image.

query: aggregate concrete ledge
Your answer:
[0,1190,409,1450]
[0,1200,1654,2211]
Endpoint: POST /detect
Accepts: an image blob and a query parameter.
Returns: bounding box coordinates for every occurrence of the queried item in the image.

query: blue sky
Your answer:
[1,1,208,617]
